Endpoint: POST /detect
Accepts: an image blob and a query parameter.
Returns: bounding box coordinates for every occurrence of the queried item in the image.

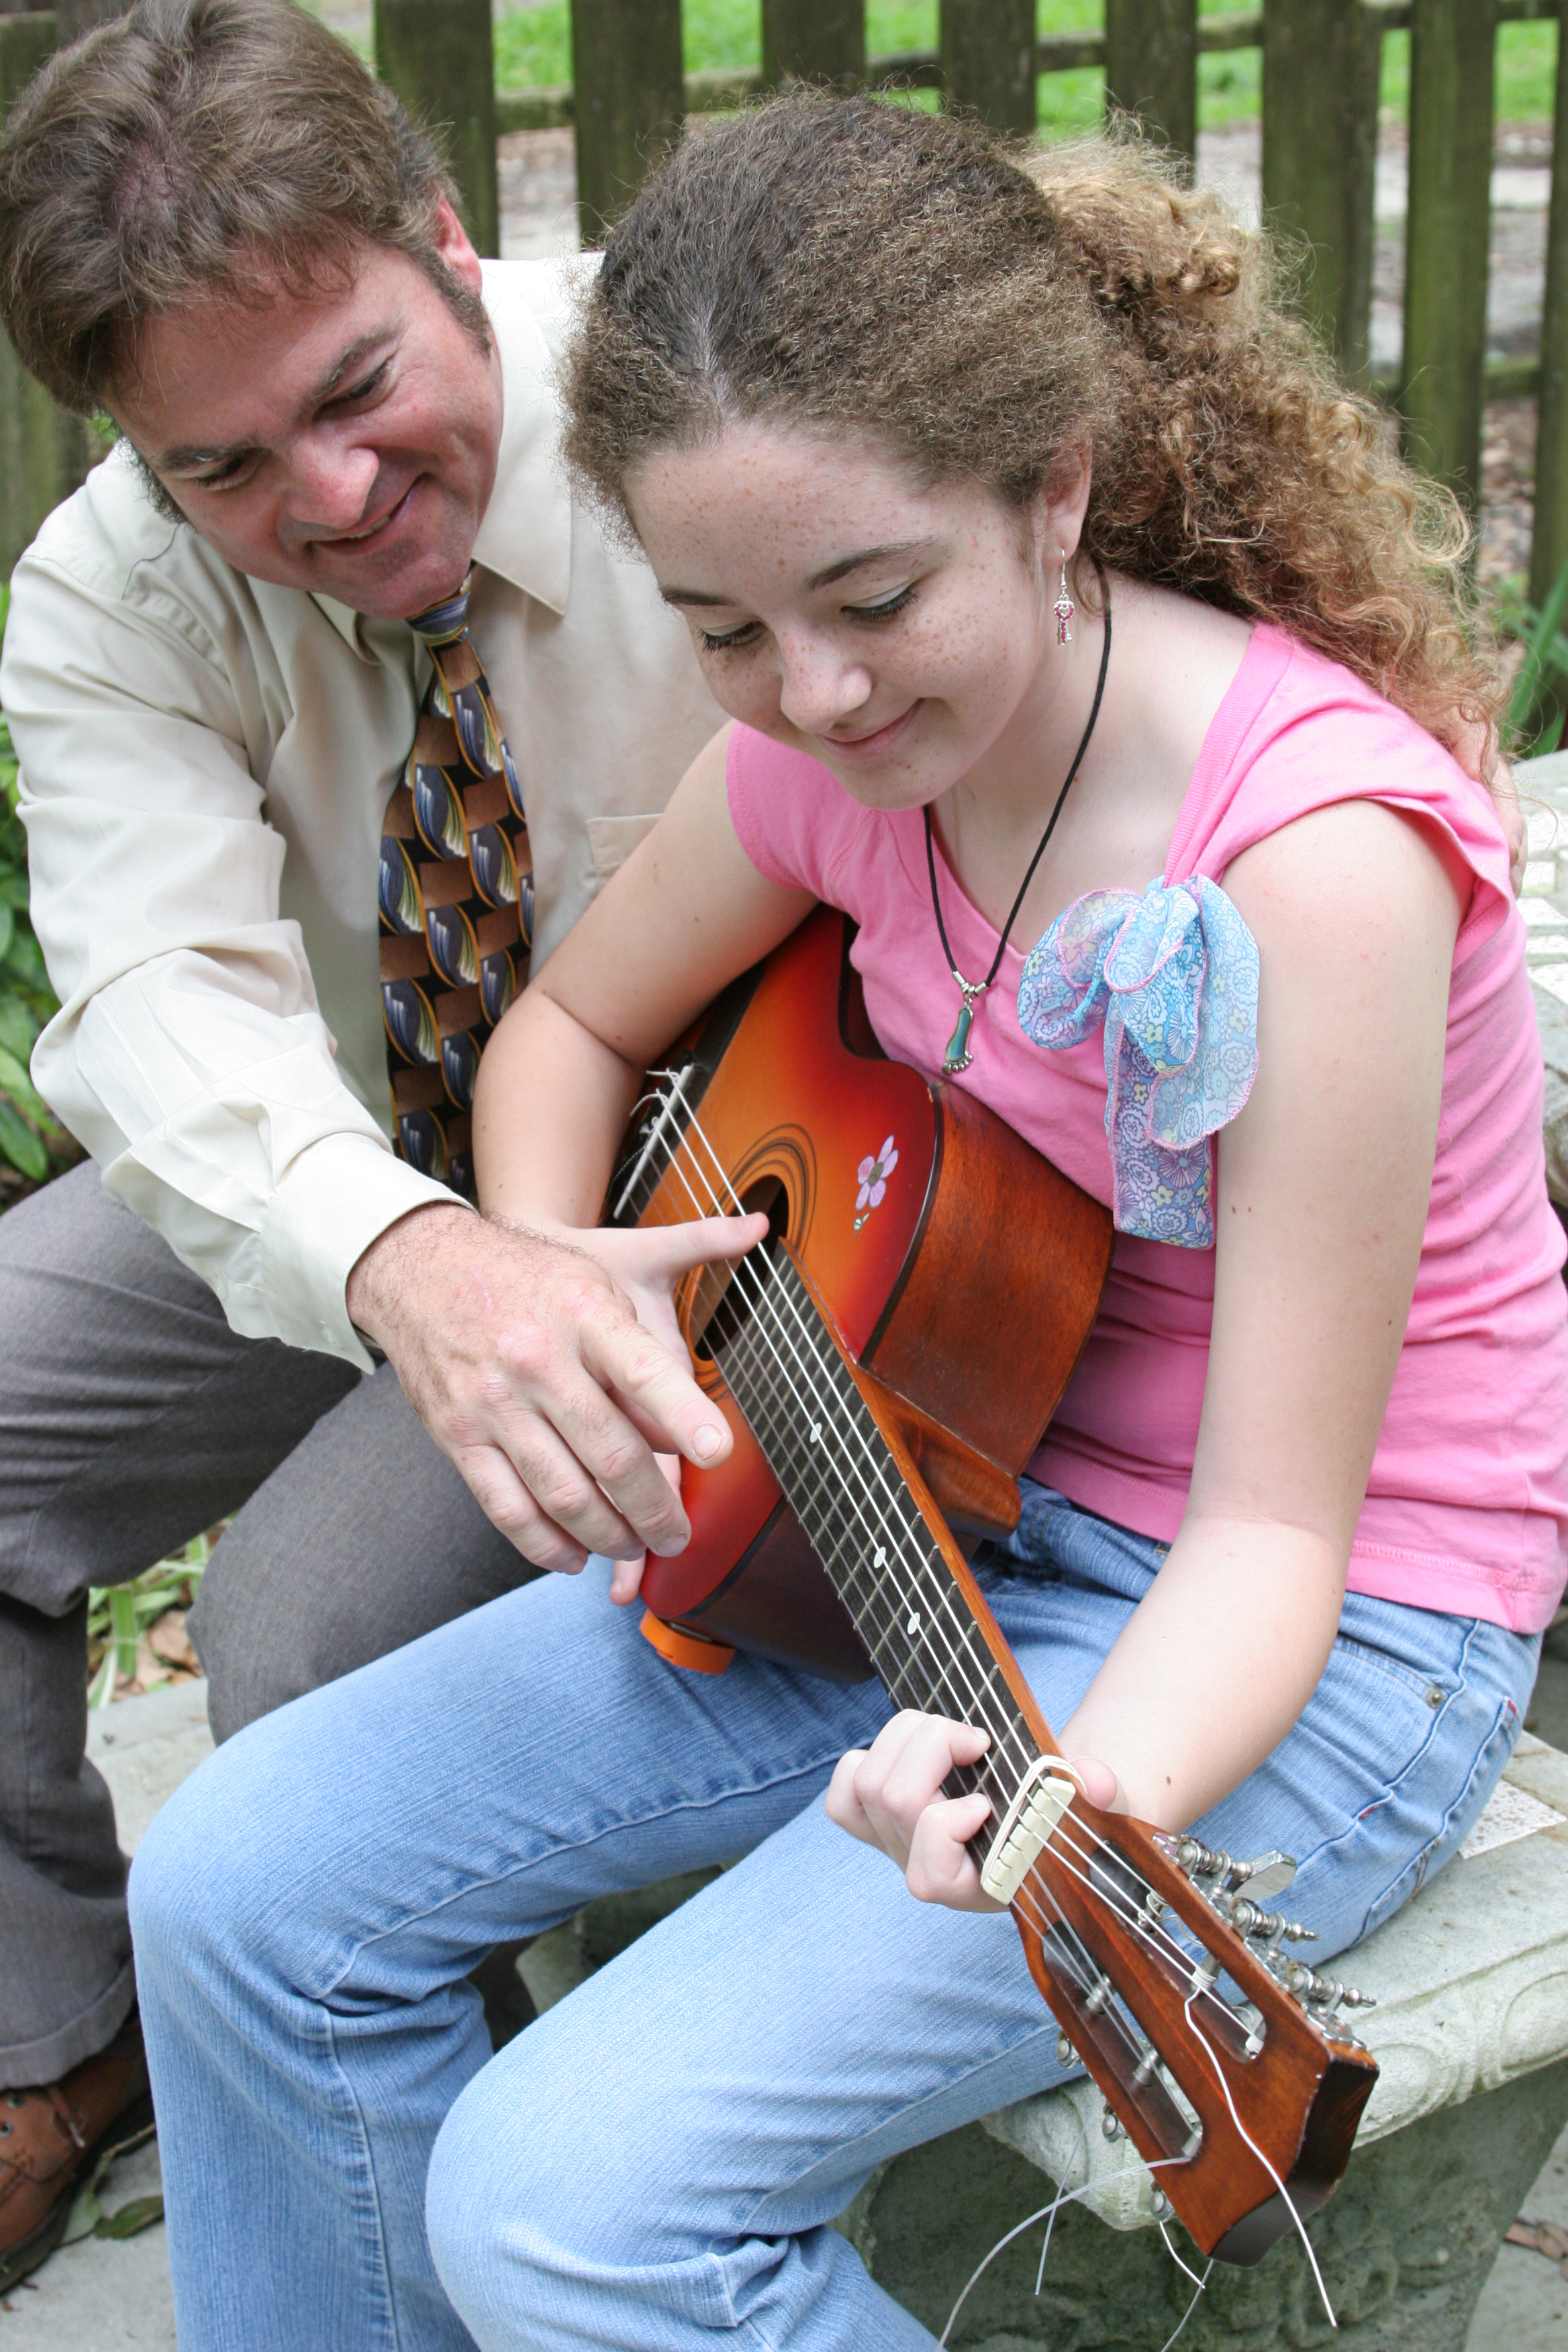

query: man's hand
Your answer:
[345,1203,766,1575]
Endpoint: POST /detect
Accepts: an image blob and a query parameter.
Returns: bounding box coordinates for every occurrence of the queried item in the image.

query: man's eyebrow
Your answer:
[154,327,398,473]
[660,538,940,610]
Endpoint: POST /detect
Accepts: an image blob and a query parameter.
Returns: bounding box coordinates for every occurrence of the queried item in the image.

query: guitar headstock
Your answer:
[1013,1797,1378,2264]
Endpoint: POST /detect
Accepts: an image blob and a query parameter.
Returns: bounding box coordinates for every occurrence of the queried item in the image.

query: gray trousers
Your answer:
[0,1164,539,2086]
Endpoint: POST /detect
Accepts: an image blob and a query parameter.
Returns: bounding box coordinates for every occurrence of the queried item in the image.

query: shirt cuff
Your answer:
[260,1132,475,1368]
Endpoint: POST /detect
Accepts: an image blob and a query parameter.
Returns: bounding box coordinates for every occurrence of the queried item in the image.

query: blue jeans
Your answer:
[129,1485,1538,2351]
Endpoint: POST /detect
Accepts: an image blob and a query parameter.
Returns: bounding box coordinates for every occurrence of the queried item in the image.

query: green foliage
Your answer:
[87,1531,214,1708]
[1491,546,1568,760]
[0,586,75,1190]
[486,3,1555,139]
[1379,21,1559,130]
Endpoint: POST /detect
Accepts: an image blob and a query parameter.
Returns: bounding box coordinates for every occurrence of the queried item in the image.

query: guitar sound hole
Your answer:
[689,1179,789,1365]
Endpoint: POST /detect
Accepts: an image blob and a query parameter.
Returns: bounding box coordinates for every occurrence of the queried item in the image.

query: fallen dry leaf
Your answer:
[1506,2218,1568,2269]
[146,1609,199,1671]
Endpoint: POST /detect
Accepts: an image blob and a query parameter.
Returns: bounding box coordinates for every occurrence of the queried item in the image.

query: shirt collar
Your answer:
[469,258,574,616]
[311,258,577,655]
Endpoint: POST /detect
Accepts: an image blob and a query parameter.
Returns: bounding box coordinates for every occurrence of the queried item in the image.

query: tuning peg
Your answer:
[1189,1951,1224,1996]
[1130,2042,1161,2089]
[1101,2106,1124,2141]
[1233,1849,1297,1899]
[1148,2189,1173,2220]
[1174,1835,1230,1883]
[1224,1898,1316,1953]
[1055,2034,1076,2067]
[1285,1962,1377,2019]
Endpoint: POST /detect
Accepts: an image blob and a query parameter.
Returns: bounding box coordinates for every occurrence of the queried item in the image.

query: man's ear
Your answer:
[431,193,484,299]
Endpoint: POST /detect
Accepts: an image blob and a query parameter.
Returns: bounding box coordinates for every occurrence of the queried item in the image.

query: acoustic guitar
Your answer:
[608,906,1378,2267]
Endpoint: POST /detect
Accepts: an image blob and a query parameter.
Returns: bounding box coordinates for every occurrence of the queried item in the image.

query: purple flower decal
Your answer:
[855,1134,899,1213]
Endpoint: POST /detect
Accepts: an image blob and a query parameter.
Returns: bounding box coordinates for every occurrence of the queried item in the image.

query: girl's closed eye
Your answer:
[699,619,763,653]
[701,583,917,654]
[849,583,917,623]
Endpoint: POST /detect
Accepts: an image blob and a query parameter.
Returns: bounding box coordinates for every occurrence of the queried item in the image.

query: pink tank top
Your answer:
[726,624,1568,1634]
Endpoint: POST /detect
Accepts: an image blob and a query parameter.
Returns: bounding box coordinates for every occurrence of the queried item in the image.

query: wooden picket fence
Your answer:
[1,0,1565,605]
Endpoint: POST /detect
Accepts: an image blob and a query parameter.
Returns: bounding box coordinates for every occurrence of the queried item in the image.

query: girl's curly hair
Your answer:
[564,93,1498,752]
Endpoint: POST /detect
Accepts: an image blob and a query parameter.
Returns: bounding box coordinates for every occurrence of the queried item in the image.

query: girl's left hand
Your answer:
[825,1710,1124,1912]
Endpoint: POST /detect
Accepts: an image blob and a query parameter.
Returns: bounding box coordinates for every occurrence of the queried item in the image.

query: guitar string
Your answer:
[1037,2104,1090,2293]
[937,2149,1191,2347]
[1183,1991,1336,2329]
[658,1157,1269,2135]
[651,1120,1263,2028]
[646,1124,1019,1716]
[655,1137,1041,1777]
[653,1137,1267,2077]
[647,1131,1338,2225]
[1156,2259,1216,2352]
[653,1136,1261,2073]
[668,1113,1048,1758]
[655,1118,1247,2002]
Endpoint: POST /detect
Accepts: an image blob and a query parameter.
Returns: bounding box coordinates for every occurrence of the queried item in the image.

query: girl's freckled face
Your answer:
[624,427,1056,810]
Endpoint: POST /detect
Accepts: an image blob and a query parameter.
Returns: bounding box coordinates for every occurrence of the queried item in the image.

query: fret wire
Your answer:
[719,1320,977,1726]
[720,1254,1008,1692]
[718,1310,1028,1777]
[657,1130,1044,1785]
[620,1091,1006,1759]
[719,1320,957,1719]
[657,1155,1250,2034]
[740,1246,1040,1772]
[657,1145,981,1692]
[648,1137,1248,2030]
[746,1251,1042,1770]
[711,1270,1036,1774]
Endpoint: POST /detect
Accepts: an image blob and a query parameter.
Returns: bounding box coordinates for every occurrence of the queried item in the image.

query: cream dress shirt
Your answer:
[0,258,722,1367]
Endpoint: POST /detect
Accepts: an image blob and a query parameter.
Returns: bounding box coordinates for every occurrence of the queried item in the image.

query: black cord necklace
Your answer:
[924,567,1112,1075]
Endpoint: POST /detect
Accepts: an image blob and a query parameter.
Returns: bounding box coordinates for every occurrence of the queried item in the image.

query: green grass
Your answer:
[489,3,1557,134]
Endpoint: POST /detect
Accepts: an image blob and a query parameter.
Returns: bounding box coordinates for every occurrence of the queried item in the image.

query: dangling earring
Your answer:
[1053,552,1075,648]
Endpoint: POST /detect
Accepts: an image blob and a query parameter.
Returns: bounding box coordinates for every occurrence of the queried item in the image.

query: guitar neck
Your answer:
[712,1241,1045,1856]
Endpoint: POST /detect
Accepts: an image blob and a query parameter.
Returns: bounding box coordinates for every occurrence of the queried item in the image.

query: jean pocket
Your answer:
[1330,1626,1450,1711]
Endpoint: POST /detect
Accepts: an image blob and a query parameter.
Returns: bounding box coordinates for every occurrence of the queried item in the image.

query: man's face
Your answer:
[107,199,502,619]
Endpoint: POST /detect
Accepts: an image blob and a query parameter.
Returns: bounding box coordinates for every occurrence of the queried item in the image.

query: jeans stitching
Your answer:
[322,2006,405,2352]
[735,2017,1064,2241]
[315,1745,856,2004]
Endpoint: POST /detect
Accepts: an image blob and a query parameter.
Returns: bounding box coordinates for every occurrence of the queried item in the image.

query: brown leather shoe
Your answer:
[0,2014,153,2292]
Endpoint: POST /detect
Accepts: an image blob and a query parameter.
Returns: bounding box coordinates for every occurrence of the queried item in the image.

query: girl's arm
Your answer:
[830,795,1467,1906]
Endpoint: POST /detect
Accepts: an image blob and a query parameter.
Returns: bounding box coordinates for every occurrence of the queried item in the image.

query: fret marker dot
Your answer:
[875,1549,887,1567]
[809,1423,822,1444]
[907,1613,921,1638]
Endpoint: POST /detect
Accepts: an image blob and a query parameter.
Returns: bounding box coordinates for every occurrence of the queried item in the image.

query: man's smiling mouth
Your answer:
[327,484,417,546]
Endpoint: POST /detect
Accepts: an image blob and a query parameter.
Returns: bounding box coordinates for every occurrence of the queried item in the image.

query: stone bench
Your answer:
[77,1681,1567,2352]
[840,1732,1568,2350]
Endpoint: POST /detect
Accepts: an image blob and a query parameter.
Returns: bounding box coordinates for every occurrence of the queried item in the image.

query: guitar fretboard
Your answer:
[714,1244,1042,1860]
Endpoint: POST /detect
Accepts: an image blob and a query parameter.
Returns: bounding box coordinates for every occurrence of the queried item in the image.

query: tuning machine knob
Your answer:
[1285,1961,1377,2021]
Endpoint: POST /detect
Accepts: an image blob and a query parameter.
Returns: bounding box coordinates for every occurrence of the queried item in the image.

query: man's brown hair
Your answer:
[0,0,483,413]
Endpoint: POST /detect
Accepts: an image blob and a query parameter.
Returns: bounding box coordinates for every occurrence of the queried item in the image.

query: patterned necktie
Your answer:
[379,572,532,1199]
